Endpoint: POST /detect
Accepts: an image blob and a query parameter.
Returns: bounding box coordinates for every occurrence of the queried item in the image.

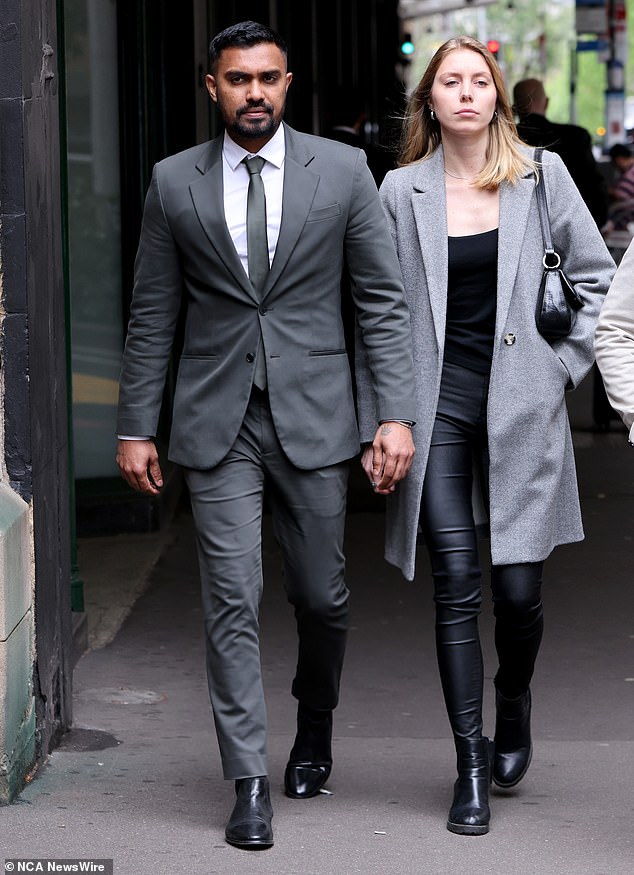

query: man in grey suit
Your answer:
[116,21,416,850]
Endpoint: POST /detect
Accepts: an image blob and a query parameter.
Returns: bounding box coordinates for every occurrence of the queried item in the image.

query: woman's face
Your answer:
[429,48,498,138]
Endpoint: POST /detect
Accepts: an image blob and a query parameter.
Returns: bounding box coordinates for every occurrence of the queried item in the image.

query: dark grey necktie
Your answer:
[244,156,269,292]
[244,156,269,388]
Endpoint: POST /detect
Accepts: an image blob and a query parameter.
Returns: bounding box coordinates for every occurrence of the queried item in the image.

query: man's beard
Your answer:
[231,103,279,140]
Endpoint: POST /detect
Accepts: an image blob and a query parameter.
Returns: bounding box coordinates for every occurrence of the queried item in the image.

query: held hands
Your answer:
[361,422,415,495]
[116,439,164,495]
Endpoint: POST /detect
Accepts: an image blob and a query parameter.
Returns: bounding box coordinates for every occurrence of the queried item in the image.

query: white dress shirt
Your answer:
[119,126,286,441]
[222,124,285,275]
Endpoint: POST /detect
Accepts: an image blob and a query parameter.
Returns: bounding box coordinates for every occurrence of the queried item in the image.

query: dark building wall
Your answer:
[118,0,198,317]
[1,1,31,499]
[0,0,73,757]
[315,0,404,150]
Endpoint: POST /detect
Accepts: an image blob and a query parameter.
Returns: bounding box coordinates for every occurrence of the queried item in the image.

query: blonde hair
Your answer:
[398,36,534,189]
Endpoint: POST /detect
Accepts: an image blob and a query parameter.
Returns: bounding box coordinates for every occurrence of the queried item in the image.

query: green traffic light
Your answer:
[400,32,415,56]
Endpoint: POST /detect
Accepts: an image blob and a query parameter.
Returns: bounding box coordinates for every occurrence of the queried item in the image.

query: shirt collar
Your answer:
[223,124,286,171]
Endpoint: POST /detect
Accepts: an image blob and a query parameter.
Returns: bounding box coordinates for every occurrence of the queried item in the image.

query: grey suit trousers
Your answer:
[184,388,350,779]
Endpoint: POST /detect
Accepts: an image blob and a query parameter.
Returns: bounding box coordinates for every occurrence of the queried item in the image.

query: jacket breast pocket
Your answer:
[306,203,342,223]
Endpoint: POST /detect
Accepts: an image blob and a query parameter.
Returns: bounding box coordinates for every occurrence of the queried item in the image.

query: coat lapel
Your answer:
[262,125,320,298]
[496,168,536,337]
[411,149,448,349]
[189,136,257,302]
[411,148,536,348]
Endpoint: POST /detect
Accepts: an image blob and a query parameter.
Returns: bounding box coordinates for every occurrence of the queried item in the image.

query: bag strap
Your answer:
[534,147,584,311]
[534,146,560,268]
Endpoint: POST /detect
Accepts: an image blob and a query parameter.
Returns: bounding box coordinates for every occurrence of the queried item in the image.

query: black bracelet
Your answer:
[379,419,413,429]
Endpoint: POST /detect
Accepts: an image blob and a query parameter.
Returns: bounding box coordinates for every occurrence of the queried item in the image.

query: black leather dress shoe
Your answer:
[225,776,273,849]
[284,761,332,799]
[284,705,333,799]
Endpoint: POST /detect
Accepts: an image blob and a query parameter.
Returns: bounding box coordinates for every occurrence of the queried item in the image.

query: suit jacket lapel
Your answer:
[262,125,319,298]
[189,136,257,302]
[411,149,448,349]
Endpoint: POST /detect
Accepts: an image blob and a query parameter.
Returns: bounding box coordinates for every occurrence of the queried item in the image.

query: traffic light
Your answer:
[487,39,501,59]
[400,33,415,60]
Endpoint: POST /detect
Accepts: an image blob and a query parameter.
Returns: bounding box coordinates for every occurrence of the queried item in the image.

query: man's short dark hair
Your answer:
[209,21,288,71]
[609,143,632,160]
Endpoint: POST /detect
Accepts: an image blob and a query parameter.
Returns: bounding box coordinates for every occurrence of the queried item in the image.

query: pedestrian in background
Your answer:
[357,36,614,836]
[116,20,416,850]
[326,89,394,186]
[606,143,634,231]
[513,77,607,229]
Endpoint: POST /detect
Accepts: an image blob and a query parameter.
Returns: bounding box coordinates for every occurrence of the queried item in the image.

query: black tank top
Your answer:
[444,228,498,375]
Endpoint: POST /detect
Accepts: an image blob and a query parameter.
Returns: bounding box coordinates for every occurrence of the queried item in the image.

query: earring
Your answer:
[430,108,436,121]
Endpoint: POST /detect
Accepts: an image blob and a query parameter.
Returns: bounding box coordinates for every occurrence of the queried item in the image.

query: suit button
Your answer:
[246,353,255,363]
[259,306,267,315]
[503,333,516,346]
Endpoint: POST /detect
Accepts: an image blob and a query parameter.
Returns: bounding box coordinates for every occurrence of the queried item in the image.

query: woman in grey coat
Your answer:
[357,36,614,836]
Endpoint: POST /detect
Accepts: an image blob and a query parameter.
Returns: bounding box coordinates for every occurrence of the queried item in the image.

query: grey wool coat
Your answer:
[356,146,615,581]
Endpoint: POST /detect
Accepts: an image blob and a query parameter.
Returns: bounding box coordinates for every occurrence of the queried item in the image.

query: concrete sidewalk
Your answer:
[2,425,633,874]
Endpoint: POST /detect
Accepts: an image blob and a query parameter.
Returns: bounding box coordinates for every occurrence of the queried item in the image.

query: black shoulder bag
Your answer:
[534,147,584,341]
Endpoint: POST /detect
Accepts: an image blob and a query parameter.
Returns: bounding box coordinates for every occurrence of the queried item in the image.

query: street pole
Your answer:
[605,0,627,147]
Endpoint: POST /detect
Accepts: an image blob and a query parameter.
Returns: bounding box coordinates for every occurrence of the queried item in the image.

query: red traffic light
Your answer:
[487,39,501,56]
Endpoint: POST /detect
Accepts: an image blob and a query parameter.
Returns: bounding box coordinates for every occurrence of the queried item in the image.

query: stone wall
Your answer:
[0,487,35,803]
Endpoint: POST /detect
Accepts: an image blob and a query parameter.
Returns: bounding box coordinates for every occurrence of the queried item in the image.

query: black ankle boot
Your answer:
[225,776,274,849]
[284,704,333,799]
[447,737,491,836]
[492,688,532,788]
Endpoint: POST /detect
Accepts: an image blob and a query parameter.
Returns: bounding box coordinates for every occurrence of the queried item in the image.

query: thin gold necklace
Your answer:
[444,168,470,180]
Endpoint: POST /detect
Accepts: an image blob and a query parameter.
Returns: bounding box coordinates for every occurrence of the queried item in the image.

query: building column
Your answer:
[0,0,72,802]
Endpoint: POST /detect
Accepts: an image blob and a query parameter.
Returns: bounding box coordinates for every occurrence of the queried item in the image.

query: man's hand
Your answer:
[116,439,163,495]
[361,422,415,495]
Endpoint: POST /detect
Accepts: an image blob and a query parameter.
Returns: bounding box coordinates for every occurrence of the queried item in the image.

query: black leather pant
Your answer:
[421,361,544,740]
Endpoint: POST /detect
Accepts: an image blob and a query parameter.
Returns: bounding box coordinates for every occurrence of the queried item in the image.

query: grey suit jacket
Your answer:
[356,146,615,579]
[117,124,416,470]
